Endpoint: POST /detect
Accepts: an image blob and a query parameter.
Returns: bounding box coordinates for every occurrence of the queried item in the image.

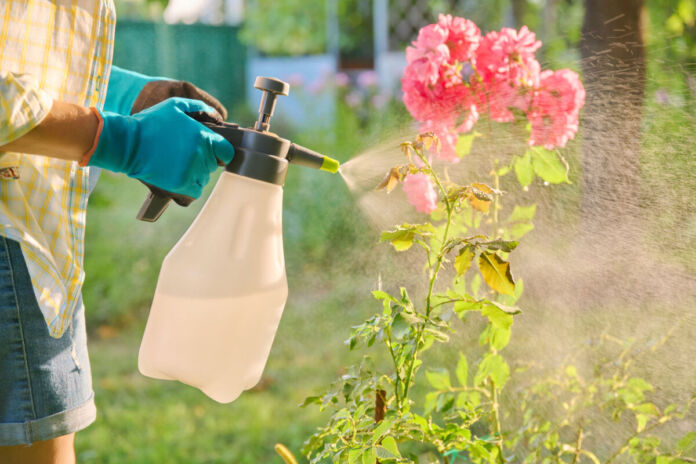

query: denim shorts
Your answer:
[0,235,96,445]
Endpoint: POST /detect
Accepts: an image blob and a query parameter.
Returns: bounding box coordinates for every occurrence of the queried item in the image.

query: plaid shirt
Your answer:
[0,0,115,338]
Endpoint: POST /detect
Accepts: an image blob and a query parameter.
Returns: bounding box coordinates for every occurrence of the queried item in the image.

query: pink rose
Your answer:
[411,23,449,53]
[437,14,481,63]
[402,172,438,213]
[402,64,478,130]
[476,26,541,79]
[401,72,459,124]
[475,27,542,122]
[528,69,585,149]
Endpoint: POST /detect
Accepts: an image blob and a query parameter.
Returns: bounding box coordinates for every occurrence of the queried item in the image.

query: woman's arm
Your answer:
[0,100,99,162]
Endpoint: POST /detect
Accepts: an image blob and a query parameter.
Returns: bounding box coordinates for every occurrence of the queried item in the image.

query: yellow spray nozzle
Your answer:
[320,156,340,174]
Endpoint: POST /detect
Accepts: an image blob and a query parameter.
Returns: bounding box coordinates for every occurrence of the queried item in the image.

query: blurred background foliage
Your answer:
[76,1,696,462]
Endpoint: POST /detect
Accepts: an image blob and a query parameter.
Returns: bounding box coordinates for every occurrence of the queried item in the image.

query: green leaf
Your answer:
[529,147,570,184]
[509,222,534,240]
[424,392,438,415]
[372,290,395,302]
[380,229,415,251]
[453,297,484,314]
[380,437,401,458]
[496,164,511,177]
[514,151,534,187]
[456,391,481,408]
[456,133,476,158]
[481,304,514,330]
[470,273,482,297]
[487,299,522,315]
[506,277,525,305]
[484,239,519,252]
[454,245,475,276]
[361,447,376,464]
[678,431,696,452]
[478,252,516,295]
[655,457,687,464]
[426,369,451,390]
[348,449,362,464]
[474,354,510,388]
[375,447,397,460]
[627,377,653,393]
[424,327,450,343]
[506,204,537,223]
[633,402,660,417]
[379,223,434,251]
[372,419,391,441]
[489,326,512,351]
[437,393,455,412]
[456,353,468,386]
[391,313,409,339]
[299,396,321,408]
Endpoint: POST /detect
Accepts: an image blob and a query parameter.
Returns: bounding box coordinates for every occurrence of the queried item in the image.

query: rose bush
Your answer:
[291,16,694,464]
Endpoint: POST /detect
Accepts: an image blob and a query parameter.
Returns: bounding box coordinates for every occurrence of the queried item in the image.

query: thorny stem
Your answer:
[490,375,505,462]
[401,147,453,403]
[489,159,505,462]
[492,161,501,238]
[375,389,386,463]
[571,419,584,464]
[385,328,402,410]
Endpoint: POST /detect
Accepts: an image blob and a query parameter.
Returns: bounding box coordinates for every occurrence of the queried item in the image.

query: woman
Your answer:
[0,1,233,462]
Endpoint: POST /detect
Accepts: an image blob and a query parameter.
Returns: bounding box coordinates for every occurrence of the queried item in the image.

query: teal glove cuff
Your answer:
[104,66,162,115]
[86,98,235,199]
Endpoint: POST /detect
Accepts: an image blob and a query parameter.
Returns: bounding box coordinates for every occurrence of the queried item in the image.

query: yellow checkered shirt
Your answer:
[0,0,115,338]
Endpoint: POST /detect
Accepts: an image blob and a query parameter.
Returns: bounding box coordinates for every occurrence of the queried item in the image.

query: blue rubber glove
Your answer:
[104,66,228,120]
[104,66,159,115]
[85,97,234,199]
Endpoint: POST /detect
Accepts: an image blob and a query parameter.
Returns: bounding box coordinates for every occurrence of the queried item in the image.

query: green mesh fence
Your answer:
[112,21,247,111]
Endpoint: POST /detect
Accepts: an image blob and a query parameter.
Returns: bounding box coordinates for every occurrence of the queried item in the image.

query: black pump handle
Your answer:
[136,183,195,222]
[136,111,225,222]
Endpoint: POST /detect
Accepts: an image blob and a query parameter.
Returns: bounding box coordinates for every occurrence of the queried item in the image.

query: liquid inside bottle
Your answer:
[138,172,288,403]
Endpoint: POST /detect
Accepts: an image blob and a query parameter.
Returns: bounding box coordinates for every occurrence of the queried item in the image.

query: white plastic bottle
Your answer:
[138,171,288,403]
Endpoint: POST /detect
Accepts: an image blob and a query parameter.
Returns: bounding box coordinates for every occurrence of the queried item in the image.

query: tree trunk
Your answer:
[579,0,646,232]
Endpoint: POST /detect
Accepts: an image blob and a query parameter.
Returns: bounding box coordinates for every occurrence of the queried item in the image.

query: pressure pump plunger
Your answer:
[137,76,339,222]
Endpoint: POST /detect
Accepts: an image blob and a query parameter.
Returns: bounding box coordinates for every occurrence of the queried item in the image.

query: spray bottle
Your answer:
[137,77,339,403]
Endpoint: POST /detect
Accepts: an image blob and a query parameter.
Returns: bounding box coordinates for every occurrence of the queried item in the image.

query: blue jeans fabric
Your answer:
[0,236,96,445]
